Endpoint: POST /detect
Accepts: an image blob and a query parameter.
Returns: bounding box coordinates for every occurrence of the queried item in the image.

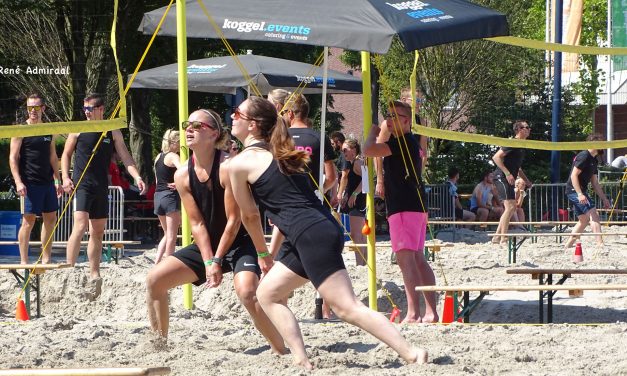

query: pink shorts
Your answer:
[388,211,427,253]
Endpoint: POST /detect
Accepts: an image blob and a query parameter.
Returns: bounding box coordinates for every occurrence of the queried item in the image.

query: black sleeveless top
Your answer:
[19,134,54,185]
[247,143,334,243]
[341,160,366,213]
[73,131,113,191]
[155,152,177,192]
[189,151,248,251]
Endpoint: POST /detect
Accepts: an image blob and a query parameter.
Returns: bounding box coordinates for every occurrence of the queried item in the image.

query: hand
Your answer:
[375,181,385,197]
[55,182,63,198]
[578,193,589,205]
[258,255,274,275]
[506,174,515,185]
[330,195,339,208]
[167,182,176,190]
[603,198,611,209]
[15,182,26,197]
[62,177,74,194]
[205,264,223,288]
[348,194,357,208]
[136,179,147,195]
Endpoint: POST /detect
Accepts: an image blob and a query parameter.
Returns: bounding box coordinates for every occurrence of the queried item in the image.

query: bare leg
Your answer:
[256,263,312,369]
[396,250,438,323]
[588,209,604,245]
[87,218,106,279]
[40,211,57,264]
[164,211,181,258]
[319,269,427,364]
[565,213,589,248]
[66,211,89,265]
[233,271,286,354]
[349,215,367,266]
[146,256,197,339]
[155,215,167,264]
[18,214,36,265]
[493,199,515,243]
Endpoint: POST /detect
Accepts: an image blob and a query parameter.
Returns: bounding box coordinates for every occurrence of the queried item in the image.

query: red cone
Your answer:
[16,299,29,321]
[441,294,462,324]
[573,242,583,263]
[389,306,401,323]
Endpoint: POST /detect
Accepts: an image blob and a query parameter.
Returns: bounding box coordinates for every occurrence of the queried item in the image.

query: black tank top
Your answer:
[73,131,113,191]
[342,160,365,212]
[247,143,334,243]
[19,135,54,185]
[155,152,177,192]
[189,151,247,251]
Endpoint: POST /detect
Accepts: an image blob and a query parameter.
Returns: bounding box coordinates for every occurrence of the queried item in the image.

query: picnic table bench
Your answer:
[506,268,627,323]
[488,232,627,263]
[0,240,140,264]
[0,263,71,318]
[416,278,627,324]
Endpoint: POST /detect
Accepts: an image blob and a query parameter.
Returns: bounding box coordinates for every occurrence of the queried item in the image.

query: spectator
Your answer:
[445,167,475,222]
[512,178,528,229]
[469,170,504,222]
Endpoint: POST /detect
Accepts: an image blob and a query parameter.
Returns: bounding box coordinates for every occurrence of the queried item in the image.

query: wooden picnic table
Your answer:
[0,263,71,318]
[506,268,627,323]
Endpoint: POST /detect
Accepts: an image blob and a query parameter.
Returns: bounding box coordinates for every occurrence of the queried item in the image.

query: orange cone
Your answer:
[573,242,583,263]
[16,299,29,321]
[441,293,462,324]
[389,306,401,323]
[361,219,371,235]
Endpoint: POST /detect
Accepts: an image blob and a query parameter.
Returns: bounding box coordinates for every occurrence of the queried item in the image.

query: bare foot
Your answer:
[401,316,422,324]
[420,313,439,323]
[294,357,314,371]
[271,346,288,355]
[491,236,500,244]
[407,347,428,364]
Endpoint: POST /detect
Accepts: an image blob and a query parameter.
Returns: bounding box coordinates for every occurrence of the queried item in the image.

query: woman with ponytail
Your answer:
[229,96,427,370]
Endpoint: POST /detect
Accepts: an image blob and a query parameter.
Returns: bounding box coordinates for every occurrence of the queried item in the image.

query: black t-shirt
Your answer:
[288,127,334,191]
[19,135,54,185]
[566,150,598,194]
[495,146,525,179]
[383,132,426,216]
[73,131,114,191]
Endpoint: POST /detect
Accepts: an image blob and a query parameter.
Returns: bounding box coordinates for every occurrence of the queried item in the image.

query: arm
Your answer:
[229,157,272,274]
[590,174,610,208]
[374,156,384,197]
[517,168,532,188]
[9,137,26,196]
[362,123,392,158]
[336,168,349,205]
[322,160,337,193]
[112,130,146,194]
[50,136,62,196]
[492,149,514,185]
[61,133,78,193]
[268,225,285,259]
[419,135,428,172]
[174,166,215,285]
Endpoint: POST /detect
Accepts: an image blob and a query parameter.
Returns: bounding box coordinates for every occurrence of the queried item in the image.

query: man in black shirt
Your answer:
[61,93,146,300]
[363,100,438,323]
[564,133,610,249]
[492,120,532,243]
[9,93,62,264]
[329,131,347,209]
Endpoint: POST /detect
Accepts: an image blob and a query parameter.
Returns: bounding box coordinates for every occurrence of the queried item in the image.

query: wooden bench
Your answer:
[507,268,627,322]
[0,263,71,318]
[0,367,170,376]
[415,283,627,323]
[488,232,627,263]
[0,240,140,265]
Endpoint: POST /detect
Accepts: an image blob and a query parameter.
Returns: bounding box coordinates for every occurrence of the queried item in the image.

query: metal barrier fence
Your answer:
[425,184,456,221]
[54,186,125,243]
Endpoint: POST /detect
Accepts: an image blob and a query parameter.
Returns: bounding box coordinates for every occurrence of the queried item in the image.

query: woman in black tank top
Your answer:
[337,138,367,266]
[153,129,181,263]
[146,109,285,354]
[229,97,427,370]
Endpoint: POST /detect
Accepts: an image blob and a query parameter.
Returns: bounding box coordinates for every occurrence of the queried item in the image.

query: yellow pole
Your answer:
[361,51,377,310]
[176,0,193,310]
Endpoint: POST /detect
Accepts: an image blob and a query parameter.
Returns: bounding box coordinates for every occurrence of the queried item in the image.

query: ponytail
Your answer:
[270,117,309,174]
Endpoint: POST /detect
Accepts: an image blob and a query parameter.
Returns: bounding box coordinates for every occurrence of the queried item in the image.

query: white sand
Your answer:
[1,226,627,375]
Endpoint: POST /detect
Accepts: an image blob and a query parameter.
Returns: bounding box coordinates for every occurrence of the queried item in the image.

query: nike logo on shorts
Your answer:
[243,262,256,267]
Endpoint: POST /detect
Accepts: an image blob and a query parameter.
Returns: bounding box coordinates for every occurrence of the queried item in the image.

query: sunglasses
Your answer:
[520,126,531,130]
[182,120,215,131]
[83,105,102,112]
[26,105,43,112]
[233,108,258,122]
[386,112,408,120]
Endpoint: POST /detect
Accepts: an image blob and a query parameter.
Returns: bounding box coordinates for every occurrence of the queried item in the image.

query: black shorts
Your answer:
[154,190,180,216]
[495,176,515,200]
[276,219,346,288]
[171,236,260,286]
[74,188,108,219]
